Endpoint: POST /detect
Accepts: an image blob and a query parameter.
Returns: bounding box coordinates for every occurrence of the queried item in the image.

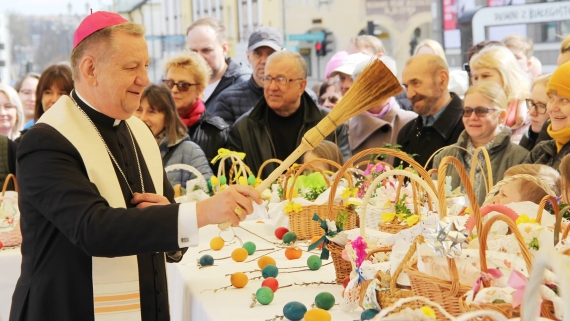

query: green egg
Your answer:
[315,292,335,310]
[256,286,274,305]
[361,309,380,320]
[282,231,297,245]
[199,254,214,266]
[242,241,256,255]
[307,255,322,270]
[219,175,227,185]
[262,264,279,278]
[283,301,307,321]
[247,174,256,186]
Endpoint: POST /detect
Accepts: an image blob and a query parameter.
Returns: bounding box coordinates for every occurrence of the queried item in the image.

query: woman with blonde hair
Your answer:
[470,45,531,144]
[163,51,229,171]
[0,84,24,140]
[432,81,528,205]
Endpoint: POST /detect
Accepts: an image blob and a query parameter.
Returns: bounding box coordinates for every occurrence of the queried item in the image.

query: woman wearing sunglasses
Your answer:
[134,84,212,187]
[163,52,229,171]
[432,81,528,205]
[318,80,340,109]
[520,74,552,151]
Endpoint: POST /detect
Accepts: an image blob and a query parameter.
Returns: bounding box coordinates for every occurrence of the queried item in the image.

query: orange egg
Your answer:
[258,256,277,269]
[285,246,303,260]
[310,236,323,249]
[231,248,249,262]
[230,272,249,288]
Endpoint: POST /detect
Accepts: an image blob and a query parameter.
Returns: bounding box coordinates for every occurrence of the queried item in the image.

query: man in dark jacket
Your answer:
[396,54,464,168]
[213,26,318,126]
[228,51,351,177]
[186,17,251,112]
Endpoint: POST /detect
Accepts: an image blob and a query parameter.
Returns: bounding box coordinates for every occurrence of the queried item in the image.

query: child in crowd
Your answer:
[302,140,344,172]
[493,164,561,205]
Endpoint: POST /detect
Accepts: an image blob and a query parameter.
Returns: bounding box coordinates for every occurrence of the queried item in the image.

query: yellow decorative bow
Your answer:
[211,148,246,164]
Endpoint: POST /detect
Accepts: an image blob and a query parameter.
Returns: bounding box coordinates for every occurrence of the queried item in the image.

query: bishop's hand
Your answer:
[196,185,262,228]
[131,192,170,208]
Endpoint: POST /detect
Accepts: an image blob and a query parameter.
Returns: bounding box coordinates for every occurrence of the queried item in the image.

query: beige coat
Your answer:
[348,100,417,164]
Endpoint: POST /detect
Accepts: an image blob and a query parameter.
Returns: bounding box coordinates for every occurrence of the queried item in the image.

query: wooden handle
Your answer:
[536,194,558,225]
[284,158,341,200]
[256,158,283,180]
[2,174,17,196]
[390,235,424,292]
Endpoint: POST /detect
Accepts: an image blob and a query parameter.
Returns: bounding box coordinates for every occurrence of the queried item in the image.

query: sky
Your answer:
[0,0,115,16]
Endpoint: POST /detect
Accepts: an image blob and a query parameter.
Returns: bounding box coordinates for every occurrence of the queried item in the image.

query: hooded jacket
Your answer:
[432,126,529,205]
[228,92,351,178]
[204,57,251,113]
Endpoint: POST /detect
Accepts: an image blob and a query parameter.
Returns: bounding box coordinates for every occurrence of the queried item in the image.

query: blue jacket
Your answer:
[159,135,213,188]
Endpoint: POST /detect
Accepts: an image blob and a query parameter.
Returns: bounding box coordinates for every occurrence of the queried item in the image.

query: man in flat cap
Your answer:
[10,11,260,321]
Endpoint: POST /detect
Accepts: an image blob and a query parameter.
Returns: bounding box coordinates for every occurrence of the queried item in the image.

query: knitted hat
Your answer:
[324,51,349,80]
[73,11,128,49]
[546,60,570,99]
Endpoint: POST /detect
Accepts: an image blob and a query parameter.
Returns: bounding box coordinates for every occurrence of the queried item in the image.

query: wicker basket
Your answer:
[327,241,352,284]
[458,215,534,320]
[285,159,356,240]
[0,174,21,247]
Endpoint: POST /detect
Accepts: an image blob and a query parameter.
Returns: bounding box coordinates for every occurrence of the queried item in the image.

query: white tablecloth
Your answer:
[167,221,362,321]
[0,248,22,321]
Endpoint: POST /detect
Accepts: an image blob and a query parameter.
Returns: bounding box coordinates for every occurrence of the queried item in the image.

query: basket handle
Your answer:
[327,148,436,219]
[257,158,283,179]
[536,195,558,225]
[390,235,424,292]
[478,215,534,277]
[2,174,17,195]
[360,169,439,238]
[216,154,249,183]
[375,296,457,320]
[393,168,425,214]
[554,206,570,246]
[437,156,482,233]
[285,159,336,201]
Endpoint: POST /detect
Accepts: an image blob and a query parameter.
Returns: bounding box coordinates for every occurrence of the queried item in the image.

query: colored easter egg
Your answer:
[230,272,248,288]
[274,227,289,240]
[315,292,335,310]
[261,277,279,292]
[210,237,225,250]
[242,241,256,255]
[283,301,307,321]
[257,256,276,269]
[199,254,214,266]
[255,287,274,305]
[307,255,322,270]
[231,248,248,262]
[343,276,350,288]
[262,264,278,279]
[247,174,256,186]
[304,308,331,321]
[285,246,303,260]
[282,231,297,244]
[310,235,323,249]
[361,309,380,320]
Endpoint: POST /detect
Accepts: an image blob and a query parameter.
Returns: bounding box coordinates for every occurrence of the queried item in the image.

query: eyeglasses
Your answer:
[318,95,339,105]
[162,79,197,92]
[525,99,547,114]
[462,107,497,118]
[261,76,304,87]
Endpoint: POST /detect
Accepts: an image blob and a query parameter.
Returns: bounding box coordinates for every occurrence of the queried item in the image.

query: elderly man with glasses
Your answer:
[228,51,350,177]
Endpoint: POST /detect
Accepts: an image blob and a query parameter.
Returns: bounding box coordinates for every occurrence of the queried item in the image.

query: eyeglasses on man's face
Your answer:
[162,79,197,92]
[525,99,547,114]
[462,107,498,118]
[261,76,304,87]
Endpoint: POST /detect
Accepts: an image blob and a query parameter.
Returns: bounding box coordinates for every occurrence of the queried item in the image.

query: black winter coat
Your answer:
[395,93,464,169]
[204,57,251,113]
[228,92,351,178]
[213,76,320,126]
[187,111,229,172]
[524,139,570,172]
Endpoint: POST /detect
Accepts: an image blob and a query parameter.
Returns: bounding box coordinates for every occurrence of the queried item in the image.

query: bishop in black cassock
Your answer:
[10,90,181,321]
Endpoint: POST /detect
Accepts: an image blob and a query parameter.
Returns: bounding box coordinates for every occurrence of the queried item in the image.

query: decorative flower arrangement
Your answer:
[516,214,542,251]
[284,202,303,215]
[354,163,389,199]
[379,194,419,226]
[545,196,570,221]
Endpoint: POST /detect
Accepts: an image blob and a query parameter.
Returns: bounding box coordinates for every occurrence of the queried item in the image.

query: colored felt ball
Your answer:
[230,272,249,288]
[219,175,227,186]
[261,277,279,292]
[238,176,248,185]
[283,301,307,321]
[255,286,274,305]
[307,255,322,270]
[199,254,214,266]
[210,237,225,251]
[242,241,257,255]
[284,246,303,260]
[257,256,277,269]
[282,231,297,244]
[304,308,331,321]
[343,276,350,288]
[361,309,380,320]
[247,174,256,186]
[231,248,249,262]
[310,235,323,249]
[274,227,289,240]
[315,292,335,310]
[262,264,279,279]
